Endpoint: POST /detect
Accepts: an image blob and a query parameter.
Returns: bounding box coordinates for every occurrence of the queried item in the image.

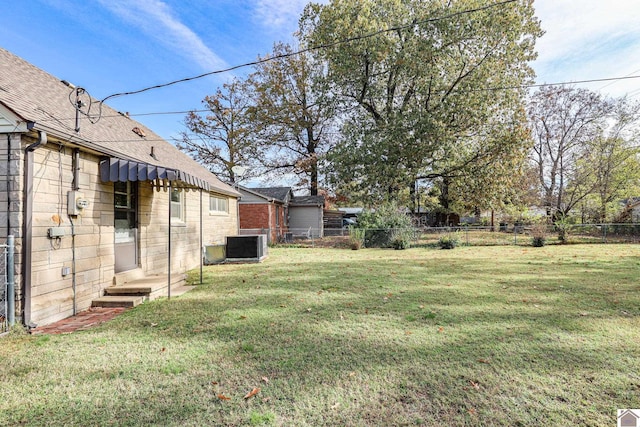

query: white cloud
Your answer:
[252,0,318,35]
[97,0,227,71]
[533,0,640,96]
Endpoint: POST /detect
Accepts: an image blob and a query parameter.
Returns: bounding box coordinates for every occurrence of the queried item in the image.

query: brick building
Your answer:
[238,187,292,243]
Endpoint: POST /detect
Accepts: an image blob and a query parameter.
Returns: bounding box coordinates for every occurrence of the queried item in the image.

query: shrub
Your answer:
[438,234,459,249]
[390,228,413,250]
[531,236,546,247]
[554,215,571,243]
[530,221,548,247]
[356,202,414,248]
[348,226,365,250]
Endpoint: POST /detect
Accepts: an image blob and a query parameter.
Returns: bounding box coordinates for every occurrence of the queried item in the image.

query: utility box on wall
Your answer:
[67,191,89,216]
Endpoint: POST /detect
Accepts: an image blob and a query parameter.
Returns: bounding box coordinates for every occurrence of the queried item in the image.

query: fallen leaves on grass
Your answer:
[244,387,260,399]
[477,358,491,364]
[470,381,480,390]
[438,327,444,333]
[217,394,231,401]
[261,377,269,384]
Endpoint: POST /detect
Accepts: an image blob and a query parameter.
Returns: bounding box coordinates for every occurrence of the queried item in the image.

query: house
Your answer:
[238,186,293,243]
[238,187,325,240]
[0,48,240,328]
[289,195,325,238]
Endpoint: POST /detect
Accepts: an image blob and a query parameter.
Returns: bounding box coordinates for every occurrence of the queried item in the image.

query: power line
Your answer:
[99,0,517,104]
[480,75,640,92]
[37,72,640,124]
[598,67,640,91]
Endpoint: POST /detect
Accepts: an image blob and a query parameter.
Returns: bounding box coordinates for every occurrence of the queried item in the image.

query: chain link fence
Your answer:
[1,236,15,334]
[414,224,640,246]
[270,224,640,248]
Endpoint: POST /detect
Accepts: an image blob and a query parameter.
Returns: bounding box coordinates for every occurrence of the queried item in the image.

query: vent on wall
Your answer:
[225,235,268,263]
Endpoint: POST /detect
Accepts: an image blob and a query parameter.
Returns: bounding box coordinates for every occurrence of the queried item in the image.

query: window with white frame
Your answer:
[209,194,229,214]
[170,188,185,222]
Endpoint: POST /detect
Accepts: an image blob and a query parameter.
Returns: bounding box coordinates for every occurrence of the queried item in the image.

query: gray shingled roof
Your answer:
[250,187,293,203]
[0,47,239,197]
[290,195,325,206]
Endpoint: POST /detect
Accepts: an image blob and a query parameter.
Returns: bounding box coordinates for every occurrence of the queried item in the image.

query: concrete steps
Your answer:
[91,295,144,308]
[91,270,189,308]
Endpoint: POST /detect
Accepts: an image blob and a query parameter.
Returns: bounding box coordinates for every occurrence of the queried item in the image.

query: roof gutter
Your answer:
[22,130,47,327]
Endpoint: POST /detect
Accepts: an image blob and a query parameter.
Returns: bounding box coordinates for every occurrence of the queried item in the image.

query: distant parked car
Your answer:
[342,218,357,228]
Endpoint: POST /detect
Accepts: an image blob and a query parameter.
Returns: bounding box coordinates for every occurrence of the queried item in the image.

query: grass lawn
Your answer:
[2,244,640,426]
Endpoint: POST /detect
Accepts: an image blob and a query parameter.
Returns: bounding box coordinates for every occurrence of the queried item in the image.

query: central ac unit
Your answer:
[225,235,268,263]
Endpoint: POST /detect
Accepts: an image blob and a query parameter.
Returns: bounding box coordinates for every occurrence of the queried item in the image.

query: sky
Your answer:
[2,0,640,144]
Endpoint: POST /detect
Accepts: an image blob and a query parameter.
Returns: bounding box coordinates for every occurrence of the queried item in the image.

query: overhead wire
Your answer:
[54,0,640,130]
[98,0,518,104]
[47,73,640,126]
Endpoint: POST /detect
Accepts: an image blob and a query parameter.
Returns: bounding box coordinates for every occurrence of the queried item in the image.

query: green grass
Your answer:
[2,245,640,426]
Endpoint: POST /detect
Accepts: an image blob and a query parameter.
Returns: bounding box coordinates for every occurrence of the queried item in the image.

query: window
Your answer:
[171,188,185,222]
[114,181,137,230]
[209,195,228,214]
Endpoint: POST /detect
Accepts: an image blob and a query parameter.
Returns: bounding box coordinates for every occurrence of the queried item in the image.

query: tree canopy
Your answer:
[528,85,640,220]
[247,42,338,195]
[301,0,542,207]
[178,79,258,183]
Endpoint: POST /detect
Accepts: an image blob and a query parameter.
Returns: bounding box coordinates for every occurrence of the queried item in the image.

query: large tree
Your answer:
[301,0,541,207]
[528,85,616,218]
[178,78,259,183]
[574,99,640,221]
[247,42,338,195]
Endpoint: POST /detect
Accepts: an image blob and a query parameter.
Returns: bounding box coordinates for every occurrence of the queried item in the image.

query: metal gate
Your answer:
[0,236,15,334]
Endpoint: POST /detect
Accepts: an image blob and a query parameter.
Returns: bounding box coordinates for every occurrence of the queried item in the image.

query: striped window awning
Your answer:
[99,157,210,191]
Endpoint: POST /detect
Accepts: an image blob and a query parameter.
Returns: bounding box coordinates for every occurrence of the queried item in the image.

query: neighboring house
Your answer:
[238,187,293,243]
[289,195,325,238]
[0,48,240,327]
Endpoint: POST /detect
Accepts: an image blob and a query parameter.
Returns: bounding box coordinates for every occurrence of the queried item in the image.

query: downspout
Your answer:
[68,148,80,316]
[167,181,171,300]
[199,189,203,284]
[236,197,241,235]
[6,135,11,237]
[23,130,47,326]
